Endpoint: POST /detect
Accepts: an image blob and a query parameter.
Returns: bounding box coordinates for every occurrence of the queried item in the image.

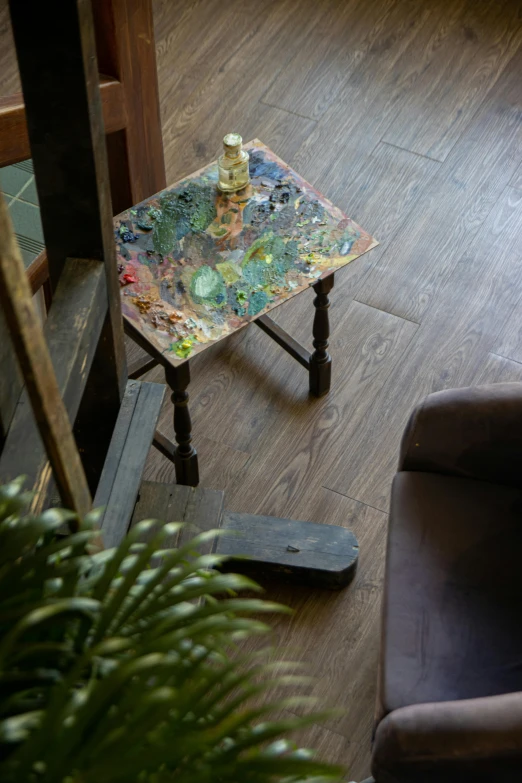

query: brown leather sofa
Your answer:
[371,383,522,783]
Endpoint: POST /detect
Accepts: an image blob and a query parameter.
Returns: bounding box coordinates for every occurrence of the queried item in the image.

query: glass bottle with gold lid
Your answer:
[217,133,250,193]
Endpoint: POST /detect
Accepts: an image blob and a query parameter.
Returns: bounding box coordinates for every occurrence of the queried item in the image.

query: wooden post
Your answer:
[8,0,127,490]
[92,0,167,214]
[165,363,199,487]
[309,274,334,397]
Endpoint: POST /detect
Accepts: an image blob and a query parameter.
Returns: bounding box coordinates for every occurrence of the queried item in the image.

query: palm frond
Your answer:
[0,479,344,783]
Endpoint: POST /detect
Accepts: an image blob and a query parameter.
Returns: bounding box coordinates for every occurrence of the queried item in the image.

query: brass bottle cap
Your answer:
[223,132,242,157]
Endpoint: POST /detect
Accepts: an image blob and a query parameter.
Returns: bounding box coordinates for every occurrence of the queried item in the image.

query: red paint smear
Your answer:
[121,273,138,286]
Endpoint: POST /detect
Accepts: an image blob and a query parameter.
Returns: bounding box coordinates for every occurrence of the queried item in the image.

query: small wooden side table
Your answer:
[114,141,378,486]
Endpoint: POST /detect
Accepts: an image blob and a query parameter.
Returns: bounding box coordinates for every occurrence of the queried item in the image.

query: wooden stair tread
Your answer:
[131,480,225,553]
[94,379,165,547]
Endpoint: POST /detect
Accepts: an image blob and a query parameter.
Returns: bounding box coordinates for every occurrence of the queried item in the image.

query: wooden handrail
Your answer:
[0,76,126,167]
[27,249,49,294]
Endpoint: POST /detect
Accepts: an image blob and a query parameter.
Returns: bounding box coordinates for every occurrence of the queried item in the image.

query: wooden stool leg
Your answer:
[309,274,334,397]
[165,362,199,487]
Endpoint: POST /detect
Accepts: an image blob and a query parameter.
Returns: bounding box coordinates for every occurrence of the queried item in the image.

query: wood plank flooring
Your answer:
[2,0,522,779]
[144,2,522,778]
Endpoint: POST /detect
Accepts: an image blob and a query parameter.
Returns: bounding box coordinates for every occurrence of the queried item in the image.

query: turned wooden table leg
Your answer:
[165,362,199,486]
[309,274,334,397]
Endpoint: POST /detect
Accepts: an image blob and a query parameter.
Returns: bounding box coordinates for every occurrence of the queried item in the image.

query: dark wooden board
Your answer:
[8,0,128,494]
[131,480,225,555]
[217,512,359,589]
[0,199,91,517]
[92,0,166,211]
[93,380,141,510]
[94,380,166,548]
[0,257,107,508]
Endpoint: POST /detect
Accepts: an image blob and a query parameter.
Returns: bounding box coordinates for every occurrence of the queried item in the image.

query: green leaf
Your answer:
[0,486,343,783]
[0,599,99,665]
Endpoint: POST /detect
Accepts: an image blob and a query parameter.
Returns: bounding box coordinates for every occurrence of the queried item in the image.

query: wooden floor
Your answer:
[3,0,522,778]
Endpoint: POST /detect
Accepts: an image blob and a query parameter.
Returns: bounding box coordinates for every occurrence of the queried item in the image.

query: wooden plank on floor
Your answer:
[290,0,457,200]
[160,0,320,181]
[131,480,224,554]
[93,380,141,508]
[143,425,251,493]
[261,0,390,122]
[141,325,280,457]
[342,142,441,250]
[223,300,417,518]
[468,352,522,386]
[94,380,165,547]
[382,0,522,161]
[269,140,440,350]
[276,711,371,783]
[325,183,522,511]
[231,485,388,758]
[218,511,359,588]
[493,189,522,364]
[357,48,522,322]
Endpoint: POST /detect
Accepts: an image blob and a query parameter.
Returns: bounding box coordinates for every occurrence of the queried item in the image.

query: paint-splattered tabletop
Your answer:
[114,140,378,365]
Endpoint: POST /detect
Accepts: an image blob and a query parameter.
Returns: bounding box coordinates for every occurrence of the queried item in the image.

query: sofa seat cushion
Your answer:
[379,471,522,721]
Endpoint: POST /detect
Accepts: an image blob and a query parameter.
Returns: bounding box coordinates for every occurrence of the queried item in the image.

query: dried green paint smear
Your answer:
[248,290,268,316]
[190,265,227,307]
[216,261,242,285]
[242,232,298,288]
[172,336,196,358]
[153,182,217,256]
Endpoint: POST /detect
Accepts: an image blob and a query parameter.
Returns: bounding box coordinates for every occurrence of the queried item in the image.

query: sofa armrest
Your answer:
[399,383,522,488]
[372,692,522,783]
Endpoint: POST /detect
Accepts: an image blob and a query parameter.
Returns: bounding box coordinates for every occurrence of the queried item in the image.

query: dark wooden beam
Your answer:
[255,314,311,369]
[8,0,128,489]
[92,0,167,211]
[94,380,165,548]
[0,78,126,168]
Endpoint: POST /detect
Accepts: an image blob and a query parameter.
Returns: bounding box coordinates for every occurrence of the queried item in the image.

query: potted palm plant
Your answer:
[0,477,343,783]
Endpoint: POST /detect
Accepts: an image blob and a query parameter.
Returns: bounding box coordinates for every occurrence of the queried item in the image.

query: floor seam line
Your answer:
[259,99,319,122]
[320,485,388,515]
[352,299,420,325]
[379,140,444,163]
